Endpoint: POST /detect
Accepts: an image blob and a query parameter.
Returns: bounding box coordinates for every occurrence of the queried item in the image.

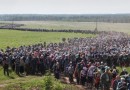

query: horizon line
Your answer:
[0,13,130,15]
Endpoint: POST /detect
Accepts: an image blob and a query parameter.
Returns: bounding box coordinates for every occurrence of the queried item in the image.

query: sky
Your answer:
[0,0,130,14]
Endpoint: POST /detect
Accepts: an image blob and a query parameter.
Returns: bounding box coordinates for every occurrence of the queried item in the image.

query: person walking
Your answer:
[3,57,9,76]
[100,67,112,90]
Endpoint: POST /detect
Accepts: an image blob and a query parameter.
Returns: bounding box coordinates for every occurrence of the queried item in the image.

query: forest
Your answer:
[0,14,130,23]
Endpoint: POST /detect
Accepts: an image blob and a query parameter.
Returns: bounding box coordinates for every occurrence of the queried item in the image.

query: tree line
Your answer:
[0,14,130,23]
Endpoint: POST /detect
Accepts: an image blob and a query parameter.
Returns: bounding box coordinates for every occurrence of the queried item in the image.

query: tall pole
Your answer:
[95,17,98,31]
[12,16,14,29]
[96,18,97,30]
[12,20,14,29]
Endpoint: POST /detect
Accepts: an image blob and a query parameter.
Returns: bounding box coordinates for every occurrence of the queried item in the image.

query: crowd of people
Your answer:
[1,31,130,90]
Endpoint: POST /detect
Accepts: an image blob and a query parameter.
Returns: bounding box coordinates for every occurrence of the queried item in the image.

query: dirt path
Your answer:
[60,76,87,90]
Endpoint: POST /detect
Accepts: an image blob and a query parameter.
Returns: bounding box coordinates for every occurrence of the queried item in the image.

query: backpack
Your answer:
[117,81,127,90]
[113,80,119,90]
[68,65,74,74]
[81,69,87,77]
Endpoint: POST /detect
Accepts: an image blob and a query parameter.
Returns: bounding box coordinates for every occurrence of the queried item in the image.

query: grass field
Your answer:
[0,23,8,26]
[1,21,130,33]
[0,29,95,49]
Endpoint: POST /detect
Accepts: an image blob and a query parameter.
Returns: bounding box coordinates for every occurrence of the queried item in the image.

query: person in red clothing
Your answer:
[111,75,120,90]
[94,69,101,90]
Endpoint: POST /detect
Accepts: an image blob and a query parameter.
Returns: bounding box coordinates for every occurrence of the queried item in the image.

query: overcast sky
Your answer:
[0,0,130,14]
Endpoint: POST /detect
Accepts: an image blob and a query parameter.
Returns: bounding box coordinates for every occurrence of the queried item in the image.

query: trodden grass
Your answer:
[0,67,18,81]
[4,76,73,90]
[0,68,80,90]
[0,29,95,49]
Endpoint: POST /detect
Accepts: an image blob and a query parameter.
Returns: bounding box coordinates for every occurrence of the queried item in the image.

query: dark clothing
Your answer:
[117,81,127,90]
[68,65,74,83]
[3,59,9,76]
[81,76,86,86]
[53,64,60,79]
[113,80,120,90]
[15,59,20,75]
[20,66,24,73]
[3,64,9,76]
[100,73,111,90]
[120,71,128,76]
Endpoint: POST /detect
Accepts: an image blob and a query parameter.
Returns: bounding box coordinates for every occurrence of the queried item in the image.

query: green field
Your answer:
[0,23,8,26]
[1,21,130,33]
[0,29,95,49]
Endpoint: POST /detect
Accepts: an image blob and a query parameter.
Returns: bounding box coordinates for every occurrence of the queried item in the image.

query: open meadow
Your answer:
[1,21,130,33]
[0,29,94,49]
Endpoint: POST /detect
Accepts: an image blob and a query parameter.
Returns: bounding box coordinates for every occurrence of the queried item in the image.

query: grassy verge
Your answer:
[1,75,79,90]
[0,68,80,90]
[0,67,18,81]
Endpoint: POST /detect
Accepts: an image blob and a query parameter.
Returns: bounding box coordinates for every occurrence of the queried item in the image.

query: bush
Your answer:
[43,76,53,90]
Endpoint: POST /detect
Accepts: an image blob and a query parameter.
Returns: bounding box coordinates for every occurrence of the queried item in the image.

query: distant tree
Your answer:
[0,14,130,23]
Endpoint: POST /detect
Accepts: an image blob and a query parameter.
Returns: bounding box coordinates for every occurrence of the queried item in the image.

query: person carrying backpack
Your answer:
[87,65,95,89]
[116,78,127,90]
[100,67,112,90]
[94,69,101,90]
[80,66,87,86]
[68,62,74,83]
[53,61,60,79]
[73,63,80,84]
[125,75,130,90]
[112,75,120,90]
